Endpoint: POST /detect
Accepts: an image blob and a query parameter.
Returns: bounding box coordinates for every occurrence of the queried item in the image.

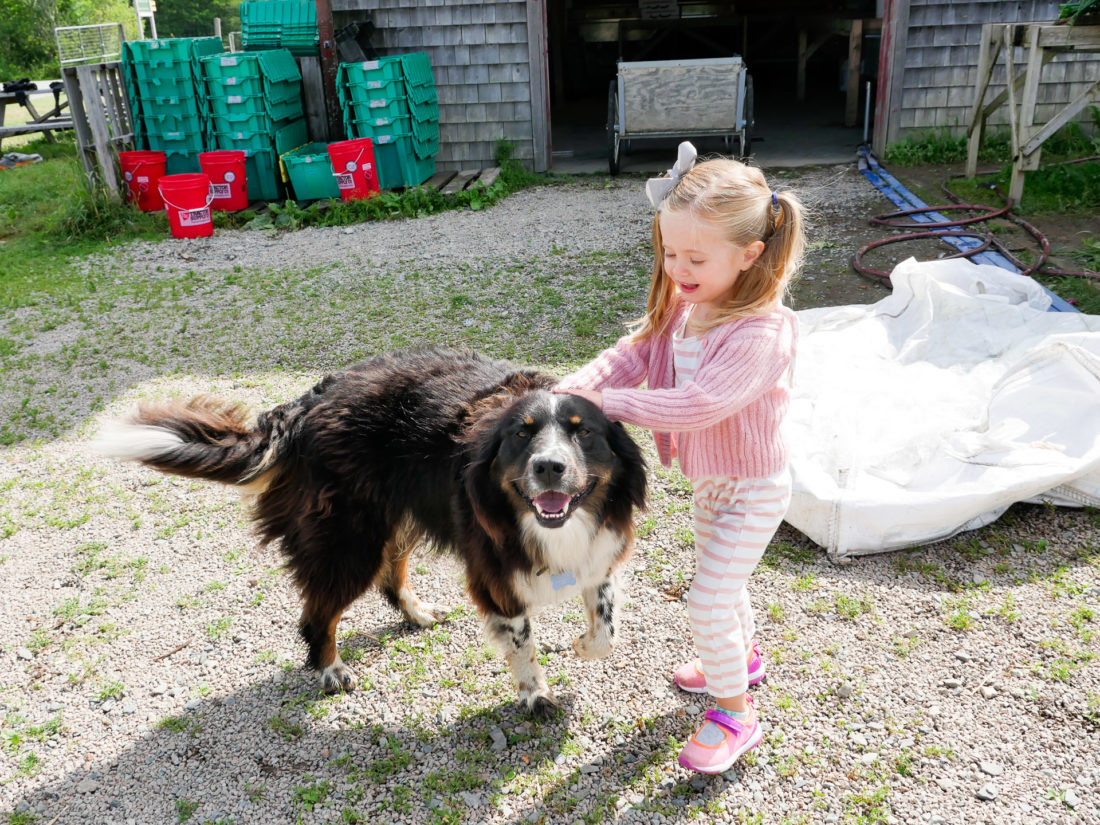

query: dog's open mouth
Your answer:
[519,480,596,527]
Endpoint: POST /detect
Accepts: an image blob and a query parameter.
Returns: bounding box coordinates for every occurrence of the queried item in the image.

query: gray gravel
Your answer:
[1,168,1097,825]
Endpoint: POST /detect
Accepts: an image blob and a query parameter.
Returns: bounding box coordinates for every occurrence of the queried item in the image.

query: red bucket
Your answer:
[158,173,214,239]
[199,150,248,211]
[119,150,167,212]
[326,138,379,201]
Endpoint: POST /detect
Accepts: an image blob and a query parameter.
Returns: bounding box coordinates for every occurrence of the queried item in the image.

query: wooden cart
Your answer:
[607,55,753,174]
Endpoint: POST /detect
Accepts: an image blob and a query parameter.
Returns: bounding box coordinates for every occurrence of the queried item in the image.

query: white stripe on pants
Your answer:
[685,468,791,698]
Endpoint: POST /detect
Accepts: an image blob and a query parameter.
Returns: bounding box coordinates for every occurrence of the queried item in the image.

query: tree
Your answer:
[151,0,241,38]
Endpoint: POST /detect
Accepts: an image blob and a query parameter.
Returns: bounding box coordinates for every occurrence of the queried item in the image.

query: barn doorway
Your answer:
[545,1,881,172]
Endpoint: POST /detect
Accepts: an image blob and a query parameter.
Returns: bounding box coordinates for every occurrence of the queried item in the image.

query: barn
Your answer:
[327,0,1100,171]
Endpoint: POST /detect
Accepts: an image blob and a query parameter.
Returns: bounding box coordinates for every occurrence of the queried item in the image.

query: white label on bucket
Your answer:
[361,163,372,173]
[180,208,212,227]
[367,80,382,89]
[344,160,357,172]
[225,77,239,86]
[220,56,239,66]
[335,173,354,190]
[137,176,149,184]
[211,183,231,199]
[227,95,243,104]
[224,171,236,183]
[377,135,393,144]
[370,99,387,108]
[363,60,380,70]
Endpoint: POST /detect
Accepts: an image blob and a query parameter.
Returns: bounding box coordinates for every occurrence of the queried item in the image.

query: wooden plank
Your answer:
[476,166,501,188]
[527,0,551,173]
[440,169,479,194]
[0,121,74,136]
[1022,78,1100,156]
[424,170,456,190]
[878,0,912,154]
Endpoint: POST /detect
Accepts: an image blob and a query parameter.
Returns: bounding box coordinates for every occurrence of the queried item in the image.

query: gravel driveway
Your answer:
[1,166,1097,825]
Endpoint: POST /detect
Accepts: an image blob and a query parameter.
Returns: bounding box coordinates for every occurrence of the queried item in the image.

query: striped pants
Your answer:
[685,468,792,698]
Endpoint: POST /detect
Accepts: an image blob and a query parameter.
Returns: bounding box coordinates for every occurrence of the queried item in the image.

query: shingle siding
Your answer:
[895,0,1099,140]
[333,0,536,170]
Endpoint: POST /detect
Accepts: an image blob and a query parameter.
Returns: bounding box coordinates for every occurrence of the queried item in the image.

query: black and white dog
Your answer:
[98,349,647,715]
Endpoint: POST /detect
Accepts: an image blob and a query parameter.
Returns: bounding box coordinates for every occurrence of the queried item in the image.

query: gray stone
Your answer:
[489,726,507,752]
[976,783,998,801]
[980,686,997,699]
[979,760,1004,776]
[1064,788,1080,809]
[16,647,33,660]
[76,778,99,794]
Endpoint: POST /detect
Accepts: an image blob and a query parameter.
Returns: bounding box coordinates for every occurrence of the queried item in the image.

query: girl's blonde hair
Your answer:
[631,157,805,340]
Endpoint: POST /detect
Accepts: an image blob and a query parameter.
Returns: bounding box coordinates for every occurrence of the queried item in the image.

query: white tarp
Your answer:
[785,258,1100,560]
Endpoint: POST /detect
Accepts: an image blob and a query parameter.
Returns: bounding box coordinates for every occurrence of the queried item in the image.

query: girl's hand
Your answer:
[553,387,603,409]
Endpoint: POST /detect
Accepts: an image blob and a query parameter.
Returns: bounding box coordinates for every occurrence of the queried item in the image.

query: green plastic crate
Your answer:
[245,148,280,201]
[208,92,266,116]
[282,142,339,201]
[126,36,223,65]
[164,152,202,175]
[135,73,200,100]
[142,109,206,135]
[370,132,434,189]
[201,49,301,85]
[339,57,403,86]
[144,127,207,155]
[211,127,274,154]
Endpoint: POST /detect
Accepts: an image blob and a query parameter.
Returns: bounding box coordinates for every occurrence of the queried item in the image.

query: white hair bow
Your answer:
[645,141,697,208]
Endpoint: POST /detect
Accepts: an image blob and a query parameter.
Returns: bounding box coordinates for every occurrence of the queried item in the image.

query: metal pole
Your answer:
[863,80,871,144]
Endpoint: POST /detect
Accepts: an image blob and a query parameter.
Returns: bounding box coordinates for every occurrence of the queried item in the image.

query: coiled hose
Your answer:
[853,164,1100,288]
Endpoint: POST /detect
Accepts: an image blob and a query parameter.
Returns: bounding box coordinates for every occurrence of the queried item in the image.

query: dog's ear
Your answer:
[463,414,513,547]
[607,421,647,513]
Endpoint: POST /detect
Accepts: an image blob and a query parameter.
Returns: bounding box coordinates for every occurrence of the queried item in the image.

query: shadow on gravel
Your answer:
[17,649,752,824]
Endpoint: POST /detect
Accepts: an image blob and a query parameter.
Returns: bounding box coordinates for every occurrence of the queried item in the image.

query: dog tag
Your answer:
[550,571,576,591]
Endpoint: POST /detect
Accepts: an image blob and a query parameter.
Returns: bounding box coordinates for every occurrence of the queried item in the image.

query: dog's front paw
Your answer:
[523,691,560,720]
[572,632,612,660]
[401,596,451,628]
[321,662,357,693]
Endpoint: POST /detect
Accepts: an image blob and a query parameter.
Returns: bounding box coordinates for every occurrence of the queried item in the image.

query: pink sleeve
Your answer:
[602,328,790,431]
[556,333,651,392]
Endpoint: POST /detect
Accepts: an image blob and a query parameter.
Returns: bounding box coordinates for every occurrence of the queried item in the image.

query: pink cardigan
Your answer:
[558,302,797,480]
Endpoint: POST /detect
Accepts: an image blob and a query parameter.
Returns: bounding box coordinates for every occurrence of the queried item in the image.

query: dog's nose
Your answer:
[532,455,567,481]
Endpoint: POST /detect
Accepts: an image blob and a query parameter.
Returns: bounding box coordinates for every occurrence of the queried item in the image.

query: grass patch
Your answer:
[0,137,551,309]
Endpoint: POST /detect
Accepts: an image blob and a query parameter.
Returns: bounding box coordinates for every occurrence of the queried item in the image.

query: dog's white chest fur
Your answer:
[513,511,625,608]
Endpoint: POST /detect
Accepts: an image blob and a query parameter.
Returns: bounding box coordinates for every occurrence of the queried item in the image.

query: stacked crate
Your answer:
[199,49,308,201]
[240,0,318,56]
[120,37,224,173]
[337,52,439,189]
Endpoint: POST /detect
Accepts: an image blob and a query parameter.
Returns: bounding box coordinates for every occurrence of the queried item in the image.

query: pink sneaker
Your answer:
[678,705,762,774]
[673,642,766,693]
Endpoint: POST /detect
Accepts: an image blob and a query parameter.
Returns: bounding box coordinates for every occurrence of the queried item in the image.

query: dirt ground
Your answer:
[784,160,1098,312]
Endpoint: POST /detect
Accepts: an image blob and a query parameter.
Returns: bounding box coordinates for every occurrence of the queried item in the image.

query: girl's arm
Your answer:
[555,333,652,392]
[601,332,789,431]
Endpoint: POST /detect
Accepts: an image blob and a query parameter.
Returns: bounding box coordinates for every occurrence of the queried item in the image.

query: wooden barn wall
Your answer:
[332,0,537,171]
[894,0,1099,138]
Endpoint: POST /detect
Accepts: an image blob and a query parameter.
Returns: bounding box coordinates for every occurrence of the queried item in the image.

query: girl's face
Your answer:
[658,210,763,318]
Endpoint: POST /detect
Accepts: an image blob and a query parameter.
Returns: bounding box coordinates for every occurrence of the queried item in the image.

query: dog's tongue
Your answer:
[534,491,570,515]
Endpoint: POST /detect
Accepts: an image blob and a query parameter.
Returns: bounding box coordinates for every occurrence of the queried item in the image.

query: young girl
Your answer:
[555,142,804,775]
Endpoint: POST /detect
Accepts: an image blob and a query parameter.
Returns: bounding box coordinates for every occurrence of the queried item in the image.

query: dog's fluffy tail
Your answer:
[95,396,288,485]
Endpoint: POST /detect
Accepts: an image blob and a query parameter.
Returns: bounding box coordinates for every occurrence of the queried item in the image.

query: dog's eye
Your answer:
[516,430,529,439]
[576,428,590,437]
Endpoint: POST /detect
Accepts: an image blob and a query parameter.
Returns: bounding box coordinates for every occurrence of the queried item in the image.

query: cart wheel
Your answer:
[740,74,754,159]
[607,79,621,175]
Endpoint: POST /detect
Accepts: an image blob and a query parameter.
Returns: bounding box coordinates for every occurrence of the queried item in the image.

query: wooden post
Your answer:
[966,24,996,176]
[314,0,343,141]
[845,19,863,127]
[527,0,551,172]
